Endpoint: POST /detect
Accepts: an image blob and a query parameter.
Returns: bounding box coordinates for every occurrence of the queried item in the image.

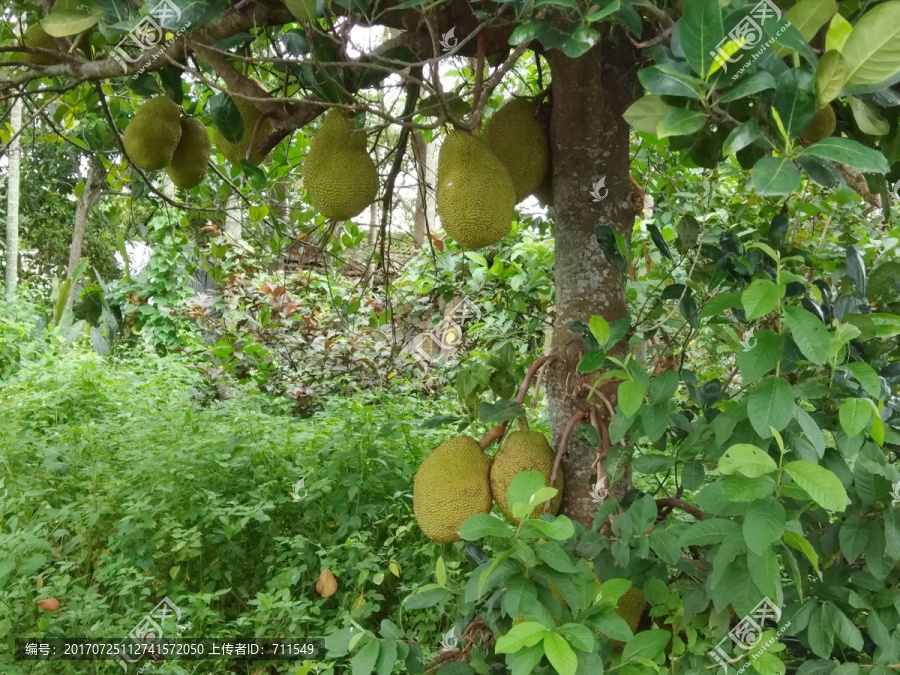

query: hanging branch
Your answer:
[656,497,704,520]
[545,410,586,513]
[478,424,506,450]
[514,354,556,432]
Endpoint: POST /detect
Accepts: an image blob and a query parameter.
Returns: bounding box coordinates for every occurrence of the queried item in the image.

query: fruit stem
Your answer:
[478,424,506,450]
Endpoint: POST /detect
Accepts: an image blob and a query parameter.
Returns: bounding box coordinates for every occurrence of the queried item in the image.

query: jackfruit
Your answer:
[800,105,835,144]
[609,586,647,648]
[166,118,211,189]
[413,436,492,543]
[302,109,378,220]
[490,430,562,522]
[213,83,275,166]
[483,98,549,202]
[436,131,514,250]
[123,97,183,171]
[22,23,59,65]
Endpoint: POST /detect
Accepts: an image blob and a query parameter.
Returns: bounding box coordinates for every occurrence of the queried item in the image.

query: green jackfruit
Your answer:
[123,97,183,171]
[801,105,836,144]
[213,84,275,166]
[166,118,211,189]
[609,586,647,648]
[483,98,549,202]
[413,436,492,543]
[490,430,562,522]
[436,131,514,250]
[22,23,60,65]
[302,109,378,220]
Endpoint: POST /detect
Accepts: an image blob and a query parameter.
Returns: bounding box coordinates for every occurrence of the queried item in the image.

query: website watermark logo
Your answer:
[708,597,792,672]
[891,480,900,504]
[590,175,608,202]
[0,477,6,501]
[289,477,308,502]
[114,597,182,672]
[707,0,791,81]
[111,0,193,76]
[892,179,900,202]
[739,327,757,352]
[411,297,480,364]
[439,27,458,52]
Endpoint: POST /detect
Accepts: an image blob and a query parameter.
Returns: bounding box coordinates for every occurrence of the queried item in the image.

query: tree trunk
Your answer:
[4,98,22,300]
[66,156,106,309]
[544,37,641,527]
[411,131,435,248]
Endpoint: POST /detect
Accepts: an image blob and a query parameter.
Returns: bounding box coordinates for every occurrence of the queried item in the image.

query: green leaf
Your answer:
[586,0,620,21]
[794,407,826,458]
[639,64,702,99]
[722,119,761,157]
[785,0,836,42]
[459,514,514,540]
[783,306,831,365]
[816,50,847,106]
[524,516,576,541]
[784,461,848,511]
[773,68,818,139]
[623,95,673,135]
[784,531,821,574]
[839,398,872,437]
[843,362,882,399]
[656,109,707,138]
[209,92,244,143]
[375,640,398,675]
[577,350,605,374]
[868,313,900,338]
[752,157,802,196]
[543,632,577,675]
[617,381,646,418]
[802,138,889,173]
[832,607,864,651]
[435,557,447,586]
[839,514,870,562]
[743,499,786,555]
[679,0,724,79]
[351,639,380,675]
[496,622,550,653]
[841,1,900,87]
[478,401,526,424]
[736,330,784,382]
[41,0,105,37]
[509,21,547,46]
[849,96,890,135]
[722,474,777,501]
[640,404,669,443]
[747,377,795,438]
[557,624,595,653]
[718,444,778,477]
[679,518,739,547]
[621,629,671,663]
[537,541,577,573]
[718,72,776,104]
[649,371,679,404]
[589,316,610,349]
[742,279,785,320]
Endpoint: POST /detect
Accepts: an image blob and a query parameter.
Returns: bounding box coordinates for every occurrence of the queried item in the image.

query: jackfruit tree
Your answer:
[3,0,900,671]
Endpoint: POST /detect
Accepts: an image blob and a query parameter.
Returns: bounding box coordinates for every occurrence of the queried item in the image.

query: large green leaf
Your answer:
[742,279,785,320]
[41,0,104,37]
[623,95,674,134]
[838,398,872,437]
[743,499,786,556]
[785,0,836,41]
[841,1,900,87]
[718,444,778,478]
[621,629,671,663]
[773,69,818,139]
[736,329,784,382]
[542,633,577,675]
[815,50,846,106]
[678,0,724,79]
[617,381,646,418]
[656,109,707,138]
[783,306,831,364]
[839,514,871,561]
[784,461,848,511]
[802,137,889,173]
[747,376,795,438]
[496,622,550,653]
[639,64,703,99]
[752,157,802,195]
[351,639,381,675]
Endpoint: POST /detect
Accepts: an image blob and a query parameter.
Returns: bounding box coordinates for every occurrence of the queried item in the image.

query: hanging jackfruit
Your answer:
[436,131,514,250]
[302,109,378,220]
[22,23,60,65]
[123,97,183,171]
[213,83,275,166]
[490,430,562,522]
[413,436,492,543]
[609,586,647,648]
[483,98,550,202]
[800,105,836,144]
[166,118,211,189]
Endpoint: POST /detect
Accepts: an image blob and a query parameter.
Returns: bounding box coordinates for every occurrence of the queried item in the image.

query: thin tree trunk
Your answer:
[544,37,641,527]
[66,156,106,309]
[224,193,242,240]
[4,98,22,300]
[411,131,435,248]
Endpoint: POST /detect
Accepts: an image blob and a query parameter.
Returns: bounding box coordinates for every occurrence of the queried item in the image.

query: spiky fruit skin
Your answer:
[166,118,211,189]
[610,587,647,648]
[801,105,836,144]
[285,0,319,21]
[22,23,59,65]
[213,84,274,166]
[123,97,183,171]
[483,98,550,202]
[437,131,515,250]
[490,430,562,522]
[413,436,492,543]
[302,110,378,220]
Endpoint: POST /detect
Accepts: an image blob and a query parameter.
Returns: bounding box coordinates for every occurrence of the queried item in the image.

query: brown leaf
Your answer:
[315,569,338,598]
[38,598,60,612]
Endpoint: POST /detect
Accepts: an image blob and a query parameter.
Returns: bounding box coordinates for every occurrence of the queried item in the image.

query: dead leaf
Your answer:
[38,598,60,612]
[315,569,338,598]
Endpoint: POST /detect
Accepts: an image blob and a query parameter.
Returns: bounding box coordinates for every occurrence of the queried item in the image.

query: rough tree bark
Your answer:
[4,98,22,300]
[65,156,106,309]
[544,36,641,527]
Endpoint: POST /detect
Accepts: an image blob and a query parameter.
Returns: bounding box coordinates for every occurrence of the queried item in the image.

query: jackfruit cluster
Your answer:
[167,117,211,189]
[21,23,60,65]
[490,430,562,521]
[413,436,492,543]
[302,109,378,221]
[483,98,550,203]
[123,97,183,171]
[800,105,836,144]
[213,84,275,166]
[436,130,515,250]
